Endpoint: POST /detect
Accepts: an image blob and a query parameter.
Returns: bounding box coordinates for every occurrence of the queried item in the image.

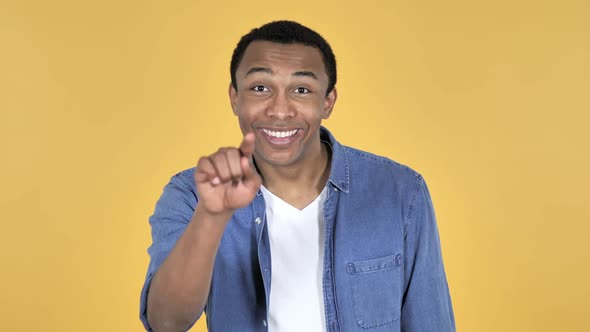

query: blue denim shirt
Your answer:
[140,127,455,331]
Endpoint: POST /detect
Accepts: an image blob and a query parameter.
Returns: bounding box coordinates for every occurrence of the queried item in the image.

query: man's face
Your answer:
[229,41,337,168]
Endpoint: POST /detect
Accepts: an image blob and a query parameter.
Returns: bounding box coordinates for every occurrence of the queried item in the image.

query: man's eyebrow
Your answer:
[293,71,318,80]
[244,67,318,80]
[245,67,272,77]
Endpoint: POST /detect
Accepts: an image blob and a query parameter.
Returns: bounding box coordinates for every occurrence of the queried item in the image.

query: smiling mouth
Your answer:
[261,128,300,138]
[258,128,302,146]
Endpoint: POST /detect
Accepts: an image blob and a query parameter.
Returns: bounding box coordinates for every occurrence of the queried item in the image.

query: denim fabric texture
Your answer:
[140,127,455,332]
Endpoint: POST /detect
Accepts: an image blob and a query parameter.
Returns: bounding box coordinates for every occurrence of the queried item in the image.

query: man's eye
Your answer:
[252,85,268,92]
[294,87,310,94]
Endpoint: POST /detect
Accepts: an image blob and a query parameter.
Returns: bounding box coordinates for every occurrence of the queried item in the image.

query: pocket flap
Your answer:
[346,254,401,274]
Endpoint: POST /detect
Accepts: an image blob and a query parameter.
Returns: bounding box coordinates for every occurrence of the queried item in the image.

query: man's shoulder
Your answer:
[175,166,196,179]
[165,167,197,192]
[341,145,422,182]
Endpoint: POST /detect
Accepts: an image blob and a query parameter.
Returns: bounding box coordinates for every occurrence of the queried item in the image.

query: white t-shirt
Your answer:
[261,185,328,332]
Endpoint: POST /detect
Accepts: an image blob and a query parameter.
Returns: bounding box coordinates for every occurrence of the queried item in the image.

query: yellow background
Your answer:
[1,0,589,331]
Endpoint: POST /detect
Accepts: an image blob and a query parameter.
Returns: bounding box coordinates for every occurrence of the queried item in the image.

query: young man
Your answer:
[140,21,455,332]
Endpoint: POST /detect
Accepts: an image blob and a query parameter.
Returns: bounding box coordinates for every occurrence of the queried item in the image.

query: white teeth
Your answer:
[262,129,298,138]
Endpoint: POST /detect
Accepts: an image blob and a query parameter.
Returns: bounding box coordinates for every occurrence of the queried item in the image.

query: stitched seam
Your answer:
[346,255,397,274]
[358,316,399,329]
[404,175,423,236]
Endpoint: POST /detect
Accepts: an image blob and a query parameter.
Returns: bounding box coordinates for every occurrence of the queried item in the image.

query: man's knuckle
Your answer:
[197,156,209,166]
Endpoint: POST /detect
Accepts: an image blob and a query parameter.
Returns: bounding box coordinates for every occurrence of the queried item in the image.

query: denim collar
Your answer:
[320,126,350,193]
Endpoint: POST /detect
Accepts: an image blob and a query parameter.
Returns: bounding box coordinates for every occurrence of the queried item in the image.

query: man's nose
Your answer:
[266,92,295,119]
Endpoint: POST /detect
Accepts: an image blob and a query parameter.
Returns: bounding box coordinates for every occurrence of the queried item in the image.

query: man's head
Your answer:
[230,20,337,96]
[228,21,338,169]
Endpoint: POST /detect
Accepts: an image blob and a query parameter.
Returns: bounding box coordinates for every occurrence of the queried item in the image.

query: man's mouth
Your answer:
[259,128,302,146]
[261,128,300,138]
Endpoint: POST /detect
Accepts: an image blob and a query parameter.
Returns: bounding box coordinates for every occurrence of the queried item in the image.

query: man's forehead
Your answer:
[238,41,326,74]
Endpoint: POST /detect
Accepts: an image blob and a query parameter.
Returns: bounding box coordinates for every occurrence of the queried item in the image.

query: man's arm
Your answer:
[140,134,261,332]
[146,205,231,332]
[401,176,455,331]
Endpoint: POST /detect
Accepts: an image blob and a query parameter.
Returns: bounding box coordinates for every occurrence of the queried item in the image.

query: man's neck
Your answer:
[256,142,331,210]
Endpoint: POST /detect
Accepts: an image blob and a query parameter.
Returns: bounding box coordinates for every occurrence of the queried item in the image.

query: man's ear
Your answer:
[322,87,337,119]
[229,82,238,115]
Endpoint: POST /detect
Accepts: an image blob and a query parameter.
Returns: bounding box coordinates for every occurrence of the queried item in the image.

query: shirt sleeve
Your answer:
[139,170,198,331]
[401,176,456,331]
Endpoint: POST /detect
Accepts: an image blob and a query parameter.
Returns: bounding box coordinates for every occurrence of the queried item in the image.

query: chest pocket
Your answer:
[346,253,402,328]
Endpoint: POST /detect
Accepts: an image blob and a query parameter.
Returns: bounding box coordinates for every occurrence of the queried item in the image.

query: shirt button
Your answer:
[255,217,261,225]
[262,319,267,327]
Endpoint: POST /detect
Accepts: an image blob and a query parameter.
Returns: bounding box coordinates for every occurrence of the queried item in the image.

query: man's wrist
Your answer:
[193,204,233,232]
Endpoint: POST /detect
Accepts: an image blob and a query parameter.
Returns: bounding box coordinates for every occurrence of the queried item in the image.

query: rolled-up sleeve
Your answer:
[139,170,197,331]
[401,176,455,331]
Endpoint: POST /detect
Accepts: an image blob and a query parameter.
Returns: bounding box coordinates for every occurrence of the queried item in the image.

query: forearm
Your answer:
[146,205,232,332]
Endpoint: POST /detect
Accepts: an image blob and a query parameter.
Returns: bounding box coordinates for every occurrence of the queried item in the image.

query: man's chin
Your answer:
[254,151,301,169]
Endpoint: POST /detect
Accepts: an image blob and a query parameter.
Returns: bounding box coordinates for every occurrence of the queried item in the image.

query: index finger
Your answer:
[239,132,256,158]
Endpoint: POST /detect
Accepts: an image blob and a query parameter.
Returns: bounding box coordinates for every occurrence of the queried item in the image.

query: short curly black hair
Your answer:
[230,20,337,96]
